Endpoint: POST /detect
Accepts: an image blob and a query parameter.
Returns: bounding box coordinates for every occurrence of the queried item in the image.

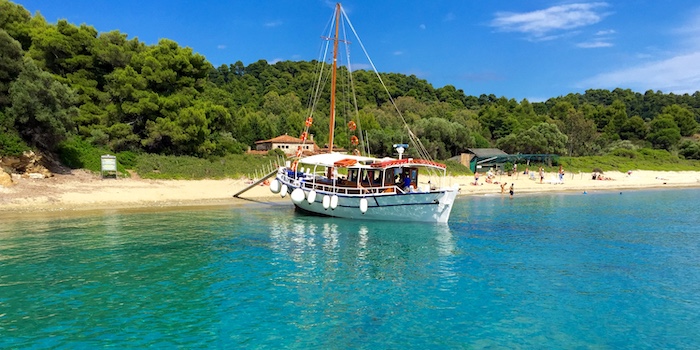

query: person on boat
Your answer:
[402,174,412,192]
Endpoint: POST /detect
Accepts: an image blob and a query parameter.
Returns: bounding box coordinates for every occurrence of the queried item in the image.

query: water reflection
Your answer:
[266,215,458,290]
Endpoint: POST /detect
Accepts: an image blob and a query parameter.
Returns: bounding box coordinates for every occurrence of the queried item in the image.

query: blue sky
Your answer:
[13,0,700,101]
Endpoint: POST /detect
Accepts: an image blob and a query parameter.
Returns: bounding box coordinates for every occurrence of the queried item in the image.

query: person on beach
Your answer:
[500,182,507,194]
[509,183,514,198]
[473,171,480,185]
[539,167,544,184]
[559,166,564,182]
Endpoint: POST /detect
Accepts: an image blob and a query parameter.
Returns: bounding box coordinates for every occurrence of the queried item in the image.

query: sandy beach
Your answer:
[1,169,699,214]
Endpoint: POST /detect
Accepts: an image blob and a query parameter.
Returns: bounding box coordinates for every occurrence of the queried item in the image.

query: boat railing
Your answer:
[279,166,452,196]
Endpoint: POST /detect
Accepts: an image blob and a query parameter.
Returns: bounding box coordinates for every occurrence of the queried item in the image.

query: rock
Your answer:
[0,169,12,187]
[0,150,53,178]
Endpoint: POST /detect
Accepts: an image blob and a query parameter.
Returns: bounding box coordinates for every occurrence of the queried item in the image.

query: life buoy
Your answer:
[305,117,313,127]
[350,135,359,146]
[348,121,357,131]
[300,131,307,141]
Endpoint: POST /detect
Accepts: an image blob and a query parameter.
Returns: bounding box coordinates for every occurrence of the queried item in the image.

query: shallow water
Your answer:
[1,189,699,348]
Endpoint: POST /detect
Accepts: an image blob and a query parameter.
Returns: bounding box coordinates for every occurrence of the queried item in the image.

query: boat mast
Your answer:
[328,2,341,153]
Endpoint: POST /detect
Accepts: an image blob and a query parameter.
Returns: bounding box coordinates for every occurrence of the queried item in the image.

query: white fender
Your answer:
[359,198,368,214]
[269,179,281,193]
[280,184,288,198]
[291,188,305,204]
[330,195,339,209]
[307,190,317,204]
[322,195,330,209]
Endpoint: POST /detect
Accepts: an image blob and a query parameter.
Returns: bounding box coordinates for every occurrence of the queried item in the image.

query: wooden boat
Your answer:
[269,3,458,223]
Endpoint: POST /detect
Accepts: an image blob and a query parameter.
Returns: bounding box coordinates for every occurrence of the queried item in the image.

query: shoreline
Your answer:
[2,169,699,215]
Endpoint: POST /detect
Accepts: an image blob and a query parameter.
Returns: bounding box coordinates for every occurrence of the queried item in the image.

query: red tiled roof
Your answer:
[255,134,307,144]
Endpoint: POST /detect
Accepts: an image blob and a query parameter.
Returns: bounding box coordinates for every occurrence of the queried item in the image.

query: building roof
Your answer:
[255,134,309,144]
[467,148,508,158]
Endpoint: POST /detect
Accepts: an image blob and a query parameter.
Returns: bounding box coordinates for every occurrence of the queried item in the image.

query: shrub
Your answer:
[0,129,29,156]
[267,148,286,158]
[679,140,700,160]
[610,148,637,159]
[116,150,138,168]
[57,137,128,175]
[134,153,284,179]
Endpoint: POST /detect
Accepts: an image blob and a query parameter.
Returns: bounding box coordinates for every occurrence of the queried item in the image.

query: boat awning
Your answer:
[298,153,380,168]
[370,158,446,170]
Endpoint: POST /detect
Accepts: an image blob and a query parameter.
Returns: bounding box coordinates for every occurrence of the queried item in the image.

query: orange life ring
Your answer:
[300,131,307,141]
[305,117,313,127]
[348,121,357,131]
[350,135,359,146]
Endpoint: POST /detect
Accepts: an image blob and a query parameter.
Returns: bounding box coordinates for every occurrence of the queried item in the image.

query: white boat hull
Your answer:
[279,179,457,223]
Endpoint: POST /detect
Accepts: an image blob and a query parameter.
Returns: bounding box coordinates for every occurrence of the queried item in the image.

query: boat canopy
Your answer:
[298,153,388,168]
[370,158,446,170]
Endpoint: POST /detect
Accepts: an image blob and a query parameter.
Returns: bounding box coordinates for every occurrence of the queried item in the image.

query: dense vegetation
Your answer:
[1,0,699,178]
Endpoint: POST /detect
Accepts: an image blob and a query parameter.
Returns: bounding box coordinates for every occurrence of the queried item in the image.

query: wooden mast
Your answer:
[328,2,341,154]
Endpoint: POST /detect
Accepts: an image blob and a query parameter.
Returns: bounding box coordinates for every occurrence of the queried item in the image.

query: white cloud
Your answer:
[419,24,426,30]
[674,8,700,47]
[595,29,616,36]
[393,51,404,56]
[577,41,612,48]
[491,2,610,40]
[264,20,282,28]
[579,51,700,93]
[578,8,700,94]
[217,45,226,50]
[347,63,371,72]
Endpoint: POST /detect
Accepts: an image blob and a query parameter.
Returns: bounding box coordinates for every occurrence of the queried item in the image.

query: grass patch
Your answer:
[444,160,472,176]
[134,153,285,179]
[560,149,700,173]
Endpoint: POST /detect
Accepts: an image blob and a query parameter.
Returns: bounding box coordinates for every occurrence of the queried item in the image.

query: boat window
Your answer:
[410,168,418,185]
[385,167,403,186]
[348,168,359,183]
[360,169,382,186]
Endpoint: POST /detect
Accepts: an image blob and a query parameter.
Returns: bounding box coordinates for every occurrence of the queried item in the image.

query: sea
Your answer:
[1,188,699,349]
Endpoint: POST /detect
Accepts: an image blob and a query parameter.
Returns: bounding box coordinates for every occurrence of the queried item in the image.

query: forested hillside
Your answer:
[1,0,699,165]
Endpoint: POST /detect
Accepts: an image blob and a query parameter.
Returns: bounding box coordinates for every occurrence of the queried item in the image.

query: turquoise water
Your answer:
[1,189,699,349]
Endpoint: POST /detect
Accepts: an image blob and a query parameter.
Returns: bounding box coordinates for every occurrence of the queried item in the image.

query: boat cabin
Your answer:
[292,153,443,195]
[343,166,417,193]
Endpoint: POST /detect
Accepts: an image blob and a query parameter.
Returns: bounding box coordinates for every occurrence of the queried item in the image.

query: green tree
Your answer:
[601,99,628,139]
[647,116,681,150]
[660,104,698,137]
[0,0,32,49]
[0,29,24,107]
[550,101,598,156]
[678,140,700,159]
[7,58,79,150]
[497,123,568,155]
[619,115,648,140]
